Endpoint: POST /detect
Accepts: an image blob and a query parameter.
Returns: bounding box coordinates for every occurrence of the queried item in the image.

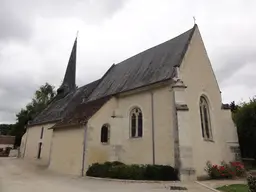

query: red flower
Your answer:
[219,166,225,171]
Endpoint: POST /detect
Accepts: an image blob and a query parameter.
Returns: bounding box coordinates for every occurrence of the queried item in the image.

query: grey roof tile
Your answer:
[88,25,196,101]
[29,79,100,126]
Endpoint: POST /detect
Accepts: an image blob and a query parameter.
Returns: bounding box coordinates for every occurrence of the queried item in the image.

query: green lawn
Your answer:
[216,184,248,192]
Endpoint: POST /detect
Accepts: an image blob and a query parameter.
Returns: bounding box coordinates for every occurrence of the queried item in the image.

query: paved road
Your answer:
[0,158,212,192]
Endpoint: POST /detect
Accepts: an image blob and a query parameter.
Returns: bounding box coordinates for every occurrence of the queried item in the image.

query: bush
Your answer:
[205,161,245,179]
[248,174,256,192]
[86,161,178,181]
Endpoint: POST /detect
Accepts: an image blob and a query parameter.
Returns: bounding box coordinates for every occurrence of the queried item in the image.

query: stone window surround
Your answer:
[130,107,143,138]
[199,95,213,141]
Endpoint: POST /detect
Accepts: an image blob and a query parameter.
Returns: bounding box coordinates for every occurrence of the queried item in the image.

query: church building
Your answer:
[20,24,239,181]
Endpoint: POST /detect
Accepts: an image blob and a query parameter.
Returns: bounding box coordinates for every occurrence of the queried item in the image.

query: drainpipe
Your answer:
[150,91,156,165]
[81,123,88,176]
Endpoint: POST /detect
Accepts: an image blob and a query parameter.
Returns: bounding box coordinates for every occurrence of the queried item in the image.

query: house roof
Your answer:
[52,96,110,129]
[87,25,196,102]
[0,135,15,145]
[32,25,197,129]
[29,79,100,126]
[52,25,197,129]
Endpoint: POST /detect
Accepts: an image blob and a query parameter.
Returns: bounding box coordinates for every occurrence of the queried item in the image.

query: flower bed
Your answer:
[205,161,245,179]
[86,161,178,181]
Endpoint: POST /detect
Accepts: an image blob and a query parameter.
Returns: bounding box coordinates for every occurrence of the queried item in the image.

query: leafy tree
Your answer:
[232,98,256,159]
[6,83,56,147]
[0,124,14,135]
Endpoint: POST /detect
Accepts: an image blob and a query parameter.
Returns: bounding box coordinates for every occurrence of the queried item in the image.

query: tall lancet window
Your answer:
[199,96,213,140]
[130,107,143,138]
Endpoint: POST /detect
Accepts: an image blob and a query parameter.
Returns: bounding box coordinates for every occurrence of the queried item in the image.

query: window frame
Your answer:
[199,96,213,141]
[130,107,143,138]
[100,124,110,144]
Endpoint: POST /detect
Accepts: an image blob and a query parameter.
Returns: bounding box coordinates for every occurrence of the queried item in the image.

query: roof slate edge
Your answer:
[175,24,197,68]
[27,118,61,128]
[52,96,111,129]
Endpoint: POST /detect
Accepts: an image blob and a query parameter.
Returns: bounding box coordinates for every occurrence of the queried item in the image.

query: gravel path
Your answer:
[0,157,212,192]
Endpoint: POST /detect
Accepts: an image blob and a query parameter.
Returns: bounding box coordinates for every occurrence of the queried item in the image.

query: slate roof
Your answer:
[32,25,197,129]
[28,79,100,126]
[88,25,196,102]
[52,96,111,129]
[57,37,77,95]
[52,25,197,129]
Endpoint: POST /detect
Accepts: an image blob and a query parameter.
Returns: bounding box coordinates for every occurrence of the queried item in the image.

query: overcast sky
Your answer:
[0,0,256,123]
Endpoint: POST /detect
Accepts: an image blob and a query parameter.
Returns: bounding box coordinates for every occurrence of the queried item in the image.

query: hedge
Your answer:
[86,161,178,181]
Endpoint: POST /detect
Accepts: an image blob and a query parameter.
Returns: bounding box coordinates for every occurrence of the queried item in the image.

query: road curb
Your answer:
[195,181,221,192]
[86,176,181,184]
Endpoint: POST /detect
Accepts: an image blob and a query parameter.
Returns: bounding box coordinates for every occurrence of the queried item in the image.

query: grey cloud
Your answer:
[0,111,16,124]
[215,48,256,84]
[0,0,128,42]
[0,74,38,122]
[0,1,33,42]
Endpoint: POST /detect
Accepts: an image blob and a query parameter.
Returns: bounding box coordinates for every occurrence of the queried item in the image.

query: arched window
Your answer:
[101,124,110,143]
[130,107,143,138]
[199,96,213,140]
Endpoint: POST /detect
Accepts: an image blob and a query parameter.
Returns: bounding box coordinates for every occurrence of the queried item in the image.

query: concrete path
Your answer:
[0,157,212,192]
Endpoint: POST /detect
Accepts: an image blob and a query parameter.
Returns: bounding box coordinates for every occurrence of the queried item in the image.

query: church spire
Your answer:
[57,37,77,96]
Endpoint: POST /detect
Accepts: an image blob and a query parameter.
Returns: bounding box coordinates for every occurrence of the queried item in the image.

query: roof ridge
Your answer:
[113,25,196,68]
[175,24,197,68]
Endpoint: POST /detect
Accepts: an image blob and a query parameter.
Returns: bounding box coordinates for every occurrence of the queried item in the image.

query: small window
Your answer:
[130,107,143,138]
[37,142,42,159]
[199,96,213,140]
[40,127,44,139]
[101,124,110,143]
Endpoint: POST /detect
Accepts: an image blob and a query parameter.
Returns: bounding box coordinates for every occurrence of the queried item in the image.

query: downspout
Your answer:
[150,91,156,165]
[81,123,88,176]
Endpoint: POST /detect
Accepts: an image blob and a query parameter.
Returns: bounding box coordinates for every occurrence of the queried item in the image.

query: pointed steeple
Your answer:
[57,37,77,96]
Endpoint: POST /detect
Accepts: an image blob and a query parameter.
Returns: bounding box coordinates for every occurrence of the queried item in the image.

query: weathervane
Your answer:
[76,30,79,38]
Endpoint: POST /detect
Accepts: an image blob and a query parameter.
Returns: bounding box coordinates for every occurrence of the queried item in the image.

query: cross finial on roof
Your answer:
[193,16,196,25]
[76,30,79,38]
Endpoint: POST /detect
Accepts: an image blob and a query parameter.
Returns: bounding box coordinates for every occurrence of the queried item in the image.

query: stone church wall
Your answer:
[179,26,239,178]
[86,84,175,169]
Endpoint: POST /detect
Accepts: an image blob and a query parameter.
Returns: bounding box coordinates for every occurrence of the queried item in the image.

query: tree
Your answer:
[7,83,56,147]
[230,101,239,113]
[232,98,256,159]
[0,124,14,135]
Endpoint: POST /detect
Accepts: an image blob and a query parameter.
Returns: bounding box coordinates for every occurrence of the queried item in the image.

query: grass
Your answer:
[216,184,248,192]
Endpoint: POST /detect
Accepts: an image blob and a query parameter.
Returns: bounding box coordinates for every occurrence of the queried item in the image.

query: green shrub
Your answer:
[86,162,178,181]
[248,174,256,192]
[144,165,178,181]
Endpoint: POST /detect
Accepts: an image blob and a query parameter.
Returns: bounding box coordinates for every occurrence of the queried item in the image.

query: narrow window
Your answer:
[40,127,44,139]
[101,124,110,143]
[37,142,42,159]
[138,112,143,137]
[199,96,213,140]
[130,107,143,138]
[131,113,136,137]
